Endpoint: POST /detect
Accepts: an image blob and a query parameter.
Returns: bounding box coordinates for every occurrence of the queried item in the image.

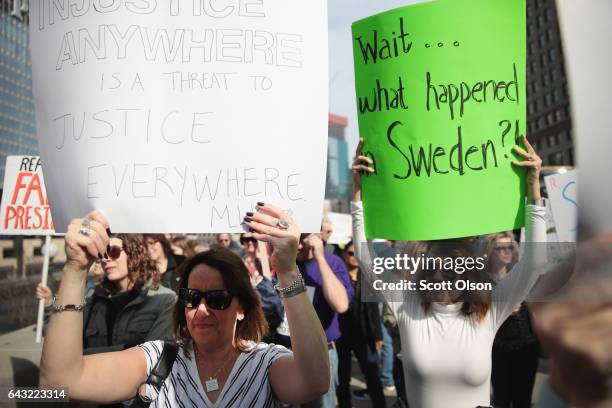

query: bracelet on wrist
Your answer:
[52,295,86,313]
[274,271,306,299]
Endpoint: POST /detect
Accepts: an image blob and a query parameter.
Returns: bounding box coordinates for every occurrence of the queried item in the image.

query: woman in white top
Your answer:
[39,203,329,407]
[351,135,547,408]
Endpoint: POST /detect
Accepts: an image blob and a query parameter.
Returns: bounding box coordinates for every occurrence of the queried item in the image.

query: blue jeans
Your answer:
[379,303,394,387]
[300,347,338,408]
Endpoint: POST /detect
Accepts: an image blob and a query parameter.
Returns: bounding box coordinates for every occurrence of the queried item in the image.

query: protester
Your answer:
[145,234,186,292]
[240,233,262,282]
[379,303,396,393]
[40,204,329,406]
[351,136,547,408]
[240,233,284,343]
[288,231,354,408]
[214,233,245,256]
[320,218,334,252]
[216,233,232,249]
[171,235,198,258]
[486,232,540,408]
[77,234,175,353]
[336,240,386,408]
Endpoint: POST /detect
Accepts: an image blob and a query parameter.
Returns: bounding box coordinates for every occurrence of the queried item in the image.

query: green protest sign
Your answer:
[352,0,526,240]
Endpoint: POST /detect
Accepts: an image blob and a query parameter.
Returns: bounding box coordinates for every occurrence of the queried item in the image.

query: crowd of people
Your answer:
[34,136,611,407]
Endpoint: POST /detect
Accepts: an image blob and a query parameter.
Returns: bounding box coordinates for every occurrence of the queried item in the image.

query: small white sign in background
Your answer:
[0,156,56,235]
[544,170,578,243]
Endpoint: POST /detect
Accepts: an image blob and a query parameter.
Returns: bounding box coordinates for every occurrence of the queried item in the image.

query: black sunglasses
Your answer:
[178,288,234,310]
[105,245,124,260]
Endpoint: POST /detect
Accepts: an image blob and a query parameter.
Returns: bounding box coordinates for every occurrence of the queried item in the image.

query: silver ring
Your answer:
[79,226,91,236]
[82,217,92,228]
[276,220,290,230]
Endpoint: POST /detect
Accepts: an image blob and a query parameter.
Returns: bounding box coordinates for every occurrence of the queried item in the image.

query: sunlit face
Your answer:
[101,237,129,283]
[184,264,244,350]
[320,222,333,243]
[493,237,514,265]
[146,237,165,262]
[217,234,231,249]
[342,245,358,269]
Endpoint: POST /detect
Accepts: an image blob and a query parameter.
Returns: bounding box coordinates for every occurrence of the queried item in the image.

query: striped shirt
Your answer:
[138,340,293,408]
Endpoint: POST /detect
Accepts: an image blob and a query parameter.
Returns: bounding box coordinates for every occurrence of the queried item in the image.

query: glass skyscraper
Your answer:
[0,0,37,188]
[526,0,574,166]
[326,113,350,212]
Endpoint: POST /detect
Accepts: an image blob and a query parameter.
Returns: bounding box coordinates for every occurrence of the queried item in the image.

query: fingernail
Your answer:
[244,216,253,222]
[246,212,254,217]
[103,252,109,259]
[98,253,103,259]
[249,228,255,233]
[257,202,264,207]
[106,227,112,235]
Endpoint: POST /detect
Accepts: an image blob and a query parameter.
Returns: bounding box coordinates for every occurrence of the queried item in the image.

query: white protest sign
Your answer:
[327,212,352,245]
[29,1,328,233]
[556,0,612,238]
[544,170,578,243]
[0,156,56,235]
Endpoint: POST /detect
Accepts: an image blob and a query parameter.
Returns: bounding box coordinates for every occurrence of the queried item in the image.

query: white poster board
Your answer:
[29,1,328,233]
[0,156,56,235]
[556,0,612,238]
[544,170,578,243]
[327,212,352,245]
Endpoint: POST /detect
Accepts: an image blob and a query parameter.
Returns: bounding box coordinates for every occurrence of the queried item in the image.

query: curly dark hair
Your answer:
[173,249,267,351]
[102,234,159,294]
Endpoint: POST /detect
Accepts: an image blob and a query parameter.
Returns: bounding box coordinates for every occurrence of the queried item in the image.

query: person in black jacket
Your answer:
[487,232,540,408]
[81,234,176,354]
[145,234,186,292]
[336,241,387,408]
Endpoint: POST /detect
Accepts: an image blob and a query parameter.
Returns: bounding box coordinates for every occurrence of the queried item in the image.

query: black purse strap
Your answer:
[134,341,179,407]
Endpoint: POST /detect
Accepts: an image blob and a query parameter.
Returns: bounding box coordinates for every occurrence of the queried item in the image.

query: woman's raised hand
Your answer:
[512,134,543,201]
[351,138,375,201]
[242,203,299,275]
[65,211,110,271]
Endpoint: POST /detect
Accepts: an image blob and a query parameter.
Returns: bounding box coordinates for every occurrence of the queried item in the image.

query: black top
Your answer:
[159,254,187,292]
[339,270,383,349]
[493,302,538,350]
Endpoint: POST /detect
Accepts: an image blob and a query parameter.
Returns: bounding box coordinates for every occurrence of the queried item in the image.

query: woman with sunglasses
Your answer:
[82,234,176,354]
[486,232,540,408]
[350,135,547,408]
[40,204,329,406]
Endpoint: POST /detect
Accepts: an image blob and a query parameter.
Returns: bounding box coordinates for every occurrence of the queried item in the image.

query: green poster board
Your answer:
[352,0,526,240]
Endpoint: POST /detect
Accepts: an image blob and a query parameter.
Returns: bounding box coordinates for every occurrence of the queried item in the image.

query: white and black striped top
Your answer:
[138,340,293,408]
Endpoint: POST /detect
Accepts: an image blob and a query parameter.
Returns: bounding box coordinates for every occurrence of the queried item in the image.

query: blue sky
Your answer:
[327,0,424,155]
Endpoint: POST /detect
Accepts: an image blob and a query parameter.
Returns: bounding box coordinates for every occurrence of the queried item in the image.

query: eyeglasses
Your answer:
[106,245,124,260]
[495,245,513,252]
[346,251,355,256]
[178,288,234,310]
